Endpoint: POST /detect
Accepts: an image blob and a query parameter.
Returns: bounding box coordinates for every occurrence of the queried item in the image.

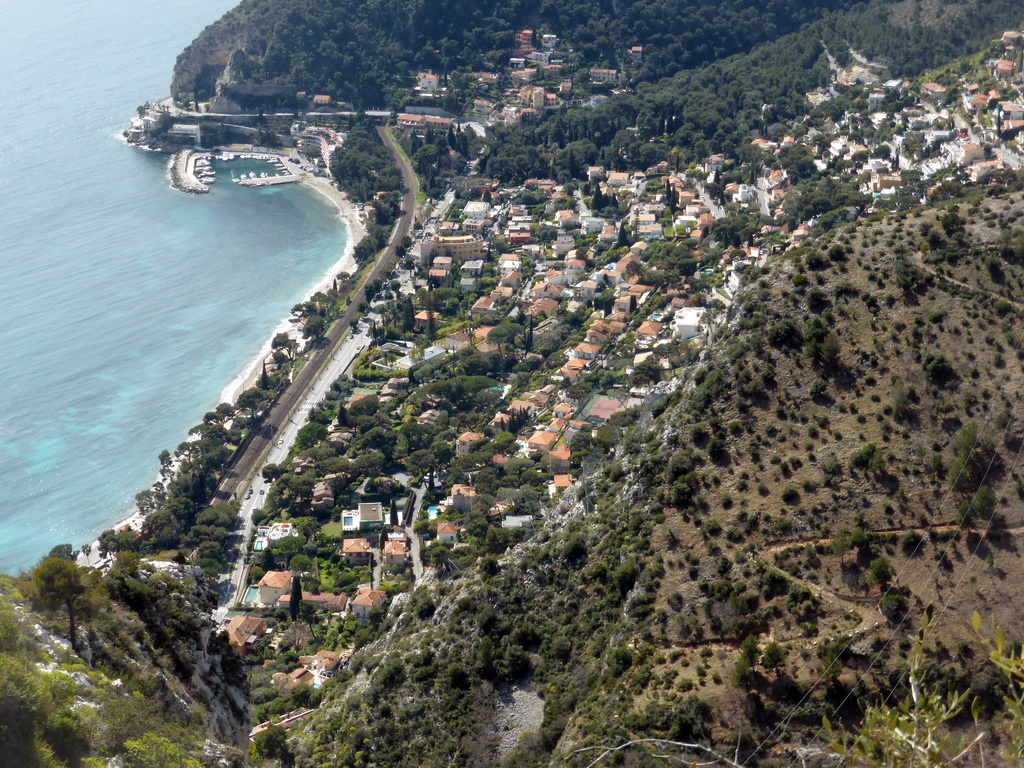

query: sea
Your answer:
[0,0,351,571]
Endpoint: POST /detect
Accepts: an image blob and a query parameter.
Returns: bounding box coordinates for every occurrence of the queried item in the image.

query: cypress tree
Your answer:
[288,573,302,622]
[616,223,629,249]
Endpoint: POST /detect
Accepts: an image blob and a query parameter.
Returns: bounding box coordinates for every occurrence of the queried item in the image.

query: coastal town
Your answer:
[113,25,1024,747]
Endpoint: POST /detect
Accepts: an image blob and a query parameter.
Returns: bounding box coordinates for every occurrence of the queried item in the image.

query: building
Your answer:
[311,480,334,512]
[673,307,705,340]
[383,539,410,568]
[451,484,477,513]
[457,431,485,457]
[312,94,332,106]
[953,143,985,166]
[396,113,454,136]
[257,571,292,606]
[168,124,201,144]
[549,473,574,496]
[417,72,440,91]
[527,430,558,453]
[358,502,384,531]
[414,310,440,329]
[279,590,348,614]
[341,537,372,566]
[423,234,485,262]
[351,589,388,623]
[590,68,619,83]
[869,172,902,194]
[636,321,664,343]
[437,521,459,543]
[224,615,265,657]
[548,443,572,472]
[572,342,602,360]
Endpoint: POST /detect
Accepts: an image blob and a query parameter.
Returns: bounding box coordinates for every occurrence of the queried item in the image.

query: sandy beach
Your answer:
[77,170,367,569]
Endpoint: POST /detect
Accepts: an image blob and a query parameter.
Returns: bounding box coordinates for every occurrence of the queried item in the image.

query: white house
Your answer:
[437,521,458,543]
[673,307,705,340]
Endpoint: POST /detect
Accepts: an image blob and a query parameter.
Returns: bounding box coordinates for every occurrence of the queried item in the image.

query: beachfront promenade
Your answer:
[211,126,417,614]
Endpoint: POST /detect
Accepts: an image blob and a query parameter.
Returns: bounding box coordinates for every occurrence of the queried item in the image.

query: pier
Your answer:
[237,174,300,187]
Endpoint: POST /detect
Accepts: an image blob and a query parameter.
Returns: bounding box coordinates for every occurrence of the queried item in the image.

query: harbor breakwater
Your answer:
[171,149,210,194]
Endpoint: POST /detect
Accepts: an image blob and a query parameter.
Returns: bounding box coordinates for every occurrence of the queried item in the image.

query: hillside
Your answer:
[277,186,1024,767]
[0,556,249,767]
[170,0,862,108]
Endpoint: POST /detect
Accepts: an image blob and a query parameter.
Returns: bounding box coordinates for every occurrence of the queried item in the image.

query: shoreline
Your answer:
[216,174,367,405]
[78,168,367,569]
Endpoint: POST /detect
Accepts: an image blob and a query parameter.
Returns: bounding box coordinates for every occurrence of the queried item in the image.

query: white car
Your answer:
[275,438,284,446]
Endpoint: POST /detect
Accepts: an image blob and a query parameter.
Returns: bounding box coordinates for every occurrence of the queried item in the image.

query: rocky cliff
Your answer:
[171,20,250,101]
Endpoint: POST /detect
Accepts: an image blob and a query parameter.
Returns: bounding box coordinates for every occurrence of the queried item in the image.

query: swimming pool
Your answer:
[243,586,259,604]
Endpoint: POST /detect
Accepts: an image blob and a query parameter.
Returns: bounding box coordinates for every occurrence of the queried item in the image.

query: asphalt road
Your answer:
[211,125,418,614]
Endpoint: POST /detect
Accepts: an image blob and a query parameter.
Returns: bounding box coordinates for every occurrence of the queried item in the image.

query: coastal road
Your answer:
[211,123,418,614]
[213,323,372,617]
[155,97,392,121]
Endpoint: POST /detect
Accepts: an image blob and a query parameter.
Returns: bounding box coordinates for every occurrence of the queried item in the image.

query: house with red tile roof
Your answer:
[341,537,372,566]
[257,571,292,606]
[437,521,459,543]
[225,615,265,657]
[351,588,388,623]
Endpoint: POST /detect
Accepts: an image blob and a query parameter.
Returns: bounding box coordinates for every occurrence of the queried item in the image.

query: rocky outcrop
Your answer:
[171,21,251,100]
[189,622,251,749]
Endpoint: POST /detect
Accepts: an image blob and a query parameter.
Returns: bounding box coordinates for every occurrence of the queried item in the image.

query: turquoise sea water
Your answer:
[0,0,350,570]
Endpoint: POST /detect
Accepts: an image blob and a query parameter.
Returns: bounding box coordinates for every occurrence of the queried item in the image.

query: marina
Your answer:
[171,148,302,193]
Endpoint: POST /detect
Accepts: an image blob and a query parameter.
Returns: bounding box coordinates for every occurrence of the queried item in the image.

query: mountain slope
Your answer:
[287,186,1024,767]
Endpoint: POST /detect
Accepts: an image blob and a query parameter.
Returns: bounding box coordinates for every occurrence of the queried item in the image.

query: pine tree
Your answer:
[259,361,270,390]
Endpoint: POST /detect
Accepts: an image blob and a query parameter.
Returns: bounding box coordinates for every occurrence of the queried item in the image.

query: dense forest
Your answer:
[178,0,866,106]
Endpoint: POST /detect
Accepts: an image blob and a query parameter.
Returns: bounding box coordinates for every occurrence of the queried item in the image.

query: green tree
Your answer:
[761,640,788,671]
[254,724,294,766]
[123,734,201,768]
[31,558,88,651]
[46,544,75,561]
